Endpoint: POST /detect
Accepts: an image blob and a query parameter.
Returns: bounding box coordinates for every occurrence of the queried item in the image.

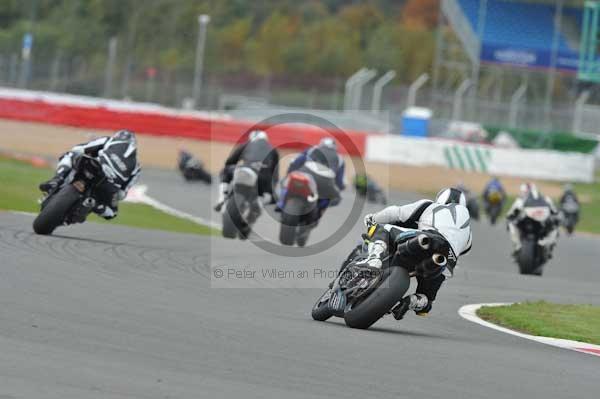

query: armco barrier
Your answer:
[0,88,367,156]
[366,135,595,183]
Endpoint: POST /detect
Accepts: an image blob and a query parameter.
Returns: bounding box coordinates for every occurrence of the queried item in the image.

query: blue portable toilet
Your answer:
[401,107,432,137]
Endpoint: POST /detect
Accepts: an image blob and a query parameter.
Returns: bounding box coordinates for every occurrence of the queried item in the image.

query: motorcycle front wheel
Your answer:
[33,185,81,235]
[311,289,334,321]
[518,238,540,275]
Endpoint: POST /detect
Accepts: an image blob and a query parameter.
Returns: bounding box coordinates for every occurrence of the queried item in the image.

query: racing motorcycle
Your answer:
[513,205,555,275]
[311,226,448,329]
[33,155,112,235]
[354,174,387,205]
[278,171,320,247]
[483,190,504,225]
[221,162,263,240]
[178,150,212,184]
[560,198,579,235]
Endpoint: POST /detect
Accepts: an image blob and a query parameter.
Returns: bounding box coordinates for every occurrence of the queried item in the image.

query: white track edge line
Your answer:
[458,303,600,357]
[124,184,222,230]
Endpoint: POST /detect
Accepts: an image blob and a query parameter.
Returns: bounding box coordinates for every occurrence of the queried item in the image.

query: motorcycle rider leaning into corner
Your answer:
[349,188,472,320]
[214,129,280,212]
[279,137,346,218]
[39,130,141,220]
[506,183,560,256]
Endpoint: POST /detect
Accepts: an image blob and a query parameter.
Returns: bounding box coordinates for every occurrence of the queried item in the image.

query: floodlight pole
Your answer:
[543,0,564,132]
[192,14,210,109]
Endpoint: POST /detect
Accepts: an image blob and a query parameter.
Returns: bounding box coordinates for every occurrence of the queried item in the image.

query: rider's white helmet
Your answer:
[248,130,268,142]
[520,182,539,199]
[435,187,467,207]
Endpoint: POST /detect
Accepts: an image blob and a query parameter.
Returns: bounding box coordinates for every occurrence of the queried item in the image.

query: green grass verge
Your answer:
[573,175,600,235]
[477,301,600,345]
[0,156,217,236]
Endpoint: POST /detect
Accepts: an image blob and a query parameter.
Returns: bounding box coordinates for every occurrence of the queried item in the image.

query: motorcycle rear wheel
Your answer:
[222,194,246,239]
[279,198,303,246]
[33,185,81,235]
[343,266,410,330]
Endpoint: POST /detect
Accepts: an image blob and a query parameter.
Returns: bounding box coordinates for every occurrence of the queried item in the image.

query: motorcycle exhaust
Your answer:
[417,234,430,250]
[432,254,447,267]
[82,197,96,209]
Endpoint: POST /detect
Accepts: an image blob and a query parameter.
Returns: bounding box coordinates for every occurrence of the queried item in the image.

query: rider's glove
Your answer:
[364,213,375,227]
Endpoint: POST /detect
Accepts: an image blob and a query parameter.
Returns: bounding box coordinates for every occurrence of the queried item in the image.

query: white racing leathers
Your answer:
[371,199,473,275]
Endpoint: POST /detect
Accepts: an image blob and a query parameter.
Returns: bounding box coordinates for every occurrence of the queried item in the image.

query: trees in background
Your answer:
[0,0,438,91]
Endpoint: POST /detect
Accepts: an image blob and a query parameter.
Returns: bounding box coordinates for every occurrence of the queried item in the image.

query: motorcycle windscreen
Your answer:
[524,206,550,222]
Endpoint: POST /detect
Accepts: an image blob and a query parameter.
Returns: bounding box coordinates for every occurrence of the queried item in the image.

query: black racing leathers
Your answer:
[220,139,279,197]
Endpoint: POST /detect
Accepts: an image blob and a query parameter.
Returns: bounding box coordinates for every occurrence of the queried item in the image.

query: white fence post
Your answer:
[343,68,368,111]
[452,78,471,121]
[371,70,396,114]
[351,69,377,110]
[406,73,429,109]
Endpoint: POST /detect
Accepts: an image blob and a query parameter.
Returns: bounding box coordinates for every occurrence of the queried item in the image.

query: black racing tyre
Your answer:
[311,289,334,321]
[279,198,304,246]
[518,239,538,275]
[344,266,410,330]
[222,195,244,239]
[33,185,81,235]
[296,224,311,247]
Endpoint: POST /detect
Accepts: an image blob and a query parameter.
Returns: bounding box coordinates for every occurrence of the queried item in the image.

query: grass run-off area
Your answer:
[477,301,600,345]
[0,156,217,236]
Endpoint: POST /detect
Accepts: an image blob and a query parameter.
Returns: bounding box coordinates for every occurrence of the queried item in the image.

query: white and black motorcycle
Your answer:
[560,198,579,235]
[311,226,448,329]
[513,204,556,276]
[221,162,263,240]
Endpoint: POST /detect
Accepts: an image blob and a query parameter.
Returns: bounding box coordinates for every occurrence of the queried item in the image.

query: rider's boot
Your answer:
[214,182,230,212]
[355,240,387,269]
[39,166,70,193]
[391,294,429,320]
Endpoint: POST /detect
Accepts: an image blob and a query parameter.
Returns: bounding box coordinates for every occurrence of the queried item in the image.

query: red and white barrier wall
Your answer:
[0,88,367,156]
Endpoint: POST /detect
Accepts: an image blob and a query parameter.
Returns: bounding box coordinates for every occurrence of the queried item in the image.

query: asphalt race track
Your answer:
[1,169,599,398]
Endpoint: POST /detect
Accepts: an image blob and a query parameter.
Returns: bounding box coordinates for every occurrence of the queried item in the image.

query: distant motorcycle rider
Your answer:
[506,183,559,255]
[357,188,472,319]
[214,130,280,212]
[482,176,506,205]
[282,137,345,215]
[559,183,579,210]
[39,130,141,220]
